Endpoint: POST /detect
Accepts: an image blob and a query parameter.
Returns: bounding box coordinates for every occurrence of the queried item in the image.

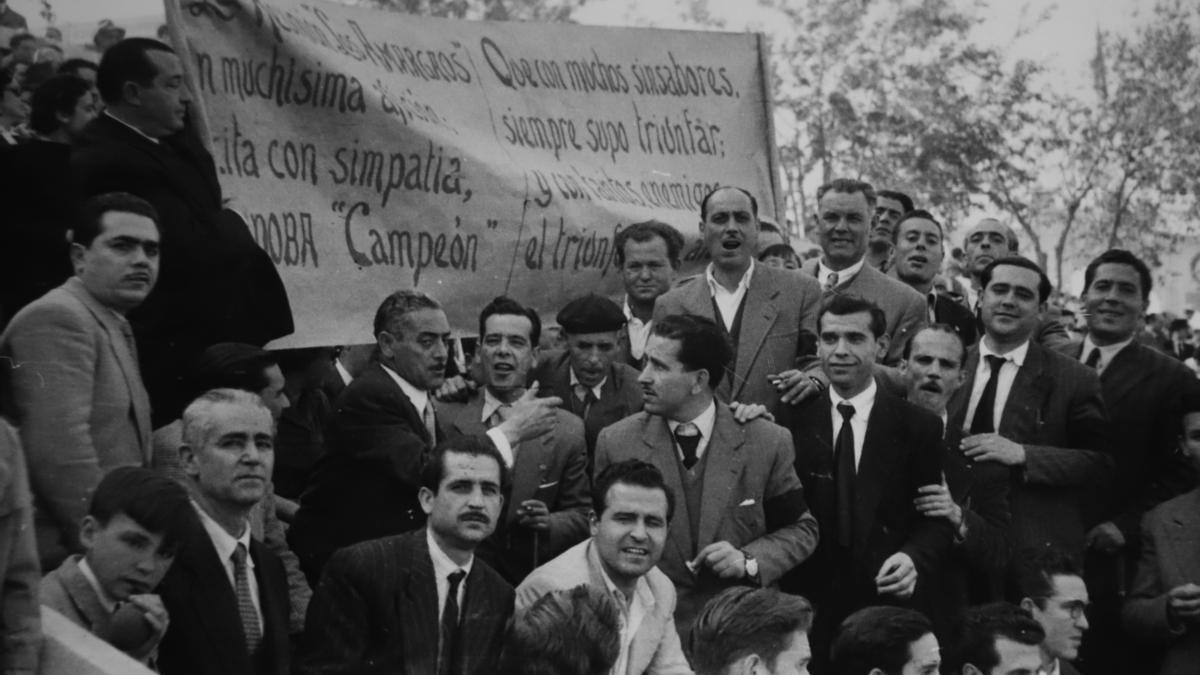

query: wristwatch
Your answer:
[742,550,760,583]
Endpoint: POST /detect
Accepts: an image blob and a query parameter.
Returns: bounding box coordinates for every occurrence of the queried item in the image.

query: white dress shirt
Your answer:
[381,364,514,465]
[705,260,755,331]
[427,528,473,623]
[667,399,717,463]
[335,360,353,386]
[830,380,877,470]
[598,552,652,675]
[1078,335,1132,374]
[104,110,161,144]
[817,256,866,291]
[963,340,1030,434]
[192,501,262,627]
[623,298,653,361]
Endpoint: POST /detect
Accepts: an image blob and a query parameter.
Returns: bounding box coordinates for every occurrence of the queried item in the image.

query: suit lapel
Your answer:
[58,557,111,632]
[251,541,287,672]
[460,563,504,675]
[1165,490,1200,583]
[999,344,1049,439]
[1098,342,1148,407]
[732,271,782,400]
[854,394,897,550]
[698,406,745,546]
[176,523,251,674]
[947,348,980,433]
[400,533,440,674]
[643,416,693,564]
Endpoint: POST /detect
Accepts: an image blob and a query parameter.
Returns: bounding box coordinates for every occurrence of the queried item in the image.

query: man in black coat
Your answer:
[71,38,292,425]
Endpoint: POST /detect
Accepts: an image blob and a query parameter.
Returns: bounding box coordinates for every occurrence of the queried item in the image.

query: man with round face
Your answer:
[516,459,692,674]
[298,437,516,674]
[440,297,590,583]
[891,211,977,346]
[596,313,817,635]
[1,192,159,569]
[614,220,684,369]
[949,256,1110,559]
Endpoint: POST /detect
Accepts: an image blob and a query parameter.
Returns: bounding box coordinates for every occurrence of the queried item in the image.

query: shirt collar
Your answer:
[704,259,755,295]
[593,541,655,610]
[191,500,253,570]
[103,110,161,145]
[623,297,646,328]
[480,387,514,423]
[818,256,865,288]
[380,364,430,415]
[979,338,1030,367]
[335,360,353,386]
[77,557,119,613]
[831,379,877,415]
[667,398,717,439]
[427,527,473,579]
[569,368,605,399]
[1081,334,1133,365]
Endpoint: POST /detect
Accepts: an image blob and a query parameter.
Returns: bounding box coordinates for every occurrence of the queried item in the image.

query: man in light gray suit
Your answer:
[517,460,692,675]
[595,313,818,635]
[1,192,157,569]
[652,186,822,415]
[800,178,927,365]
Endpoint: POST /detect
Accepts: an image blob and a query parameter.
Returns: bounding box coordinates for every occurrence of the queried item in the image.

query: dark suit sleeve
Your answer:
[743,425,819,585]
[296,548,374,674]
[544,418,592,555]
[900,415,954,573]
[954,465,1012,577]
[1122,511,1182,643]
[1023,369,1112,488]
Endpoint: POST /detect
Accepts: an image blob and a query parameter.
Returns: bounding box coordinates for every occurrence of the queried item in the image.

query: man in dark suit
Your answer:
[1064,250,1200,675]
[72,38,292,425]
[532,294,643,462]
[947,256,1111,560]
[1,192,156,570]
[890,210,977,346]
[613,220,685,370]
[653,186,823,414]
[290,291,560,584]
[441,297,591,583]
[904,325,1011,636]
[297,436,514,675]
[595,313,818,635]
[799,179,926,366]
[158,389,291,675]
[779,295,950,662]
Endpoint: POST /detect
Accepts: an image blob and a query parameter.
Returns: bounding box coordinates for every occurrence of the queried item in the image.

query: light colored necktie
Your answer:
[423,401,438,443]
[231,543,262,654]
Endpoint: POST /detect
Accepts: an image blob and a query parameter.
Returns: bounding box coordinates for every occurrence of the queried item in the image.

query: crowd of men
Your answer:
[2,32,1200,675]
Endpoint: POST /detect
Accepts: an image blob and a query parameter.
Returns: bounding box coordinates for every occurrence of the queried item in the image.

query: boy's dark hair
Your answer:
[88,466,195,553]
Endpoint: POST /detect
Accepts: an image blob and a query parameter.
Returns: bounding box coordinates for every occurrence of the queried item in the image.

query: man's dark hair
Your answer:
[373,290,441,339]
[420,435,510,493]
[592,459,675,522]
[190,342,279,400]
[59,58,99,78]
[88,466,195,554]
[29,74,91,135]
[980,256,1053,304]
[96,37,174,105]
[816,178,877,210]
[818,294,887,340]
[613,220,685,268]
[1180,390,1200,431]
[891,209,944,245]
[1007,546,1082,610]
[944,603,1045,674]
[1083,249,1153,301]
[499,585,621,675]
[478,296,541,348]
[699,186,758,222]
[651,313,733,389]
[902,323,966,364]
[688,587,814,675]
[877,189,914,213]
[73,192,160,248]
[829,606,933,675]
[8,33,34,51]
[1169,318,1191,334]
[758,243,800,265]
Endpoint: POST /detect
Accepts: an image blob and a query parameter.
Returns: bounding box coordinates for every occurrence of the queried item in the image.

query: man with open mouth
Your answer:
[890,210,977,347]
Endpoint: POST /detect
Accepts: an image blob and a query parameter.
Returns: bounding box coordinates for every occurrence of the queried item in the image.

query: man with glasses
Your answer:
[1012,547,1090,675]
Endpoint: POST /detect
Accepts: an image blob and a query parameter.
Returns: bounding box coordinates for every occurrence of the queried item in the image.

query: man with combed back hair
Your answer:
[687,587,814,675]
[500,585,621,675]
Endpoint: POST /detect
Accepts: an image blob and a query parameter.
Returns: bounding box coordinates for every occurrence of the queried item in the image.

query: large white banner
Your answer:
[168,0,779,346]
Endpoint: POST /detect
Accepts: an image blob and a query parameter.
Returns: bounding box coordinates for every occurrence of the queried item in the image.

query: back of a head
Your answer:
[688,587,814,675]
[89,466,195,552]
[29,73,92,135]
[829,606,933,675]
[499,585,620,675]
[190,342,277,399]
[944,603,1045,674]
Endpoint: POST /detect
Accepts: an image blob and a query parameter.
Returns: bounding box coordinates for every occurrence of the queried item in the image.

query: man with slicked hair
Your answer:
[688,587,814,675]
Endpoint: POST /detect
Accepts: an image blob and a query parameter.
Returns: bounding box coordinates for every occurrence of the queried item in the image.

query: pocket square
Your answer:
[738,498,757,506]
[538,480,559,489]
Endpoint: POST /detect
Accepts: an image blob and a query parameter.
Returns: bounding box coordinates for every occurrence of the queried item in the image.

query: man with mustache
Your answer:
[157,389,292,675]
[595,313,818,636]
[653,186,823,414]
[291,290,560,584]
[441,297,591,583]
[298,437,514,675]
[946,256,1110,559]
[1,192,157,570]
[903,325,1011,637]
[1012,547,1090,675]
[890,210,977,345]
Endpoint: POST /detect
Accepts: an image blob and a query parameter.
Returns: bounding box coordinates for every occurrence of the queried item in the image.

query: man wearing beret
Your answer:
[533,294,645,465]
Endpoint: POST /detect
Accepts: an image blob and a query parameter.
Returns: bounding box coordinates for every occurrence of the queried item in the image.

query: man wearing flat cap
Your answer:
[533,294,644,465]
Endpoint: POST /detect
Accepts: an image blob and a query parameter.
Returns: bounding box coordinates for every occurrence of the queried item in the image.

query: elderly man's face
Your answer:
[182,401,275,512]
[964,219,1013,276]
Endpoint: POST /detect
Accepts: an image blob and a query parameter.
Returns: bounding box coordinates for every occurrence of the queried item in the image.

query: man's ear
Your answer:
[120,80,142,106]
[1019,596,1037,614]
[179,443,199,479]
[875,334,890,361]
[963,665,983,675]
[418,486,435,515]
[79,515,99,550]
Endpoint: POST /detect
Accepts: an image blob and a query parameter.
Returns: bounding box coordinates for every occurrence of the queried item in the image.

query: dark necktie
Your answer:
[835,402,856,548]
[438,570,466,675]
[969,355,1007,435]
[231,543,261,654]
[675,422,701,470]
[1085,347,1101,370]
